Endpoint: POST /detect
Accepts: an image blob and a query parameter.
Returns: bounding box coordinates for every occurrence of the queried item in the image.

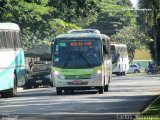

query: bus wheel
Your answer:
[23,85,32,89]
[70,89,74,94]
[104,85,109,92]
[50,82,53,87]
[98,87,104,94]
[56,88,62,95]
[1,92,9,98]
[122,72,126,76]
[64,89,70,94]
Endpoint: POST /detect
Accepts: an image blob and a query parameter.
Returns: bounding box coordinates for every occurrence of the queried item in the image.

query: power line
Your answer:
[105,8,152,11]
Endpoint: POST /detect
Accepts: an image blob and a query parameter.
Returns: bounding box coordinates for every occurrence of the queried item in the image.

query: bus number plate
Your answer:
[73,80,82,84]
[36,80,42,83]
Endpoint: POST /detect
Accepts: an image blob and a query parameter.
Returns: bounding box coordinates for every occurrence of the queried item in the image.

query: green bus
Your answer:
[51,31,112,94]
[0,23,26,98]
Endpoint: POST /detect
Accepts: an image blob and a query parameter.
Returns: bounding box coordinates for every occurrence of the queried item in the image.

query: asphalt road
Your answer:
[0,74,160,120]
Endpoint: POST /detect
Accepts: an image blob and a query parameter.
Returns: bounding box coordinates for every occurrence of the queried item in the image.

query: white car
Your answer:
[127,64,141,74]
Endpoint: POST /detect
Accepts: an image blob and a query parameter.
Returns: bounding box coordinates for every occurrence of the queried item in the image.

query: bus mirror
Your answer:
[103,46,108,54]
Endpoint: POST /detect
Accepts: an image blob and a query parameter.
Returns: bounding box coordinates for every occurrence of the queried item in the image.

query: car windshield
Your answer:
[53,39,102,68]
[31,64,51,72]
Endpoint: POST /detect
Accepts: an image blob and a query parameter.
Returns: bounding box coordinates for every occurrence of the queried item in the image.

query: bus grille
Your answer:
[64,74,91,79]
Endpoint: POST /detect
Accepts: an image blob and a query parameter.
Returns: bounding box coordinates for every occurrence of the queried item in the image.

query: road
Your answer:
[0,74,160,120]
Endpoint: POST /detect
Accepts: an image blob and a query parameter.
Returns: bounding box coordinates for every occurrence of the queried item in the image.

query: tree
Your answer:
[86,0,136,36]
[47,0,101,27]
[0,0,81,50]
[111,26,151,62]
[137,0,160,65]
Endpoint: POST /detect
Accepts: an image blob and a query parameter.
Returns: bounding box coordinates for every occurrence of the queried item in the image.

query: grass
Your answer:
[136,96,160,120]
[134,49,152,60]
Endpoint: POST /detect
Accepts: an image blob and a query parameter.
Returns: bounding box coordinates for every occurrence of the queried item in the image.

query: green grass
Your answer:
[136,96,160,120]
[134,49,152,60]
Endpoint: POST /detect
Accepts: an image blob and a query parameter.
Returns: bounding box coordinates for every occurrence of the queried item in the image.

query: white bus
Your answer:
[0,23,26,98]
[111,44,129,76]
[51,31,112,94]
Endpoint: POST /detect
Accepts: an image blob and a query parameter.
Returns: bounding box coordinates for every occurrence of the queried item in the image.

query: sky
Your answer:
[130,0,138,8]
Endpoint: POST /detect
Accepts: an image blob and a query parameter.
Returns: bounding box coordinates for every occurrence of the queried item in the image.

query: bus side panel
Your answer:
[0,49,26,91]
[0,68,15,91]
[15,49,26,86]
[0,50,16,91]
[124,57,129,72]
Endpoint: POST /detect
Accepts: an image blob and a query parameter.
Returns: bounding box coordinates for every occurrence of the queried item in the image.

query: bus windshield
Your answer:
[53,39,102,68]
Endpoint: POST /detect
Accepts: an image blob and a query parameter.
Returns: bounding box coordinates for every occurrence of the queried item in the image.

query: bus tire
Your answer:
[70,89,74,94]
[98,87,104,94]
[122,72,126,76]
[64,89,70,94]
[104,85,109,92]
[50,82,53,87]
[56,87,62,95]
[1,92,9,98]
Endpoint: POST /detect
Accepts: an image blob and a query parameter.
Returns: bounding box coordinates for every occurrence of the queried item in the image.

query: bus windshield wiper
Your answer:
[62,51,72,68]
[79,52,92,67]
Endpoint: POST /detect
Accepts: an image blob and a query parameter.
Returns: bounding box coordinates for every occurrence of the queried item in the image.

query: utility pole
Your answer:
[153,24,158,66]
[152,0,158,66]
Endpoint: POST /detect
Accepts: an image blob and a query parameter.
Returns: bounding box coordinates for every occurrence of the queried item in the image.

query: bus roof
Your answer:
[56,33,104,40]
[67,29,101,34]
[0,23,20,31]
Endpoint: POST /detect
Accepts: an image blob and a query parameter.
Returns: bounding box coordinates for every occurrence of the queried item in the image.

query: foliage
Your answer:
[0,0,151,62]
[46,0,100,27]
[137,0,160,65]
[111,26,151,61]
[86,0,136,36]
[0,0,99,50]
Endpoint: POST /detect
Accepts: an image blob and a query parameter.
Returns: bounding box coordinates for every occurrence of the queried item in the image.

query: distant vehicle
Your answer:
[111,44,129,76]
[145,62,158,75]
[127,64,141,74]
[25,63,53,88]
[0,23,26,98]
[51,31,112,94]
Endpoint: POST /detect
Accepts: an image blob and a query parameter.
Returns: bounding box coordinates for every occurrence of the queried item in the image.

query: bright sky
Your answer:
[130,0,138,8]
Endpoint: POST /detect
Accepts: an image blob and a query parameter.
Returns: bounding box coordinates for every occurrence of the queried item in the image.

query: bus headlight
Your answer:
[54,71,65,79]
[97,70,102,74]
[90,70,102,79]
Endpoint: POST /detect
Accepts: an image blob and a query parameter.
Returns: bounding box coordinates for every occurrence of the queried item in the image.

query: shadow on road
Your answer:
[16,114,135,120]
